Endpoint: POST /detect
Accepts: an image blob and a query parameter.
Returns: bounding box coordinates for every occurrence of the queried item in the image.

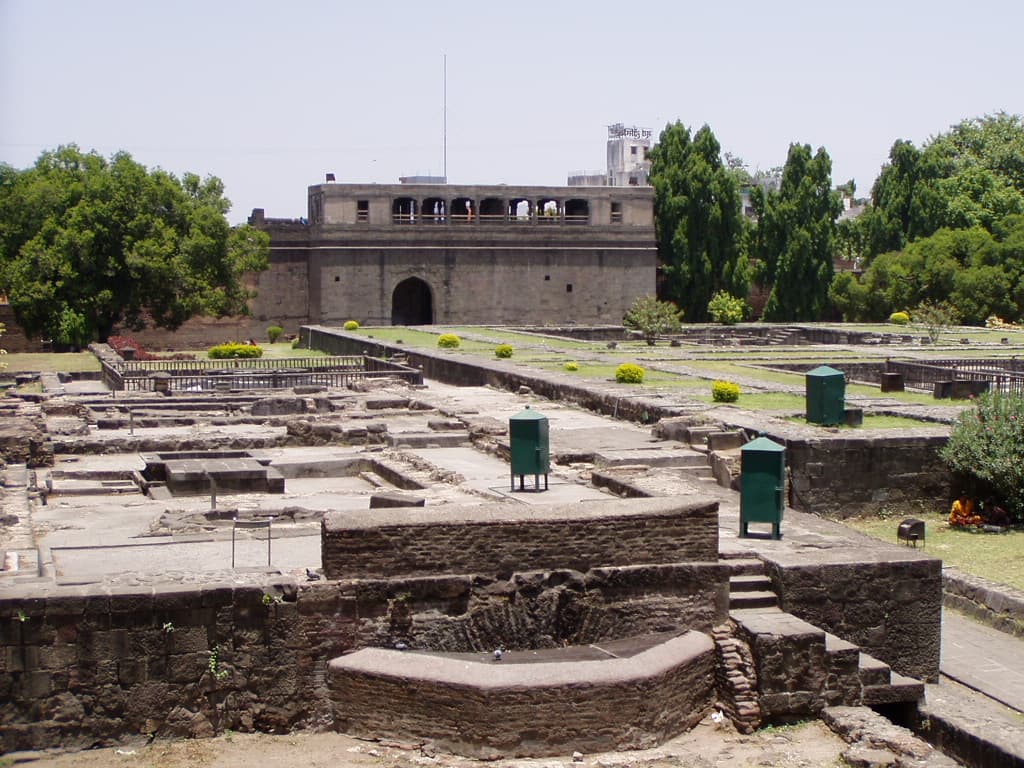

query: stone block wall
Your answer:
[321,498,719,580]
[0,578,323,752]
[328,631,716,759]
[763,557,942,682]
[784,434,951,518]
[0,557,727,752]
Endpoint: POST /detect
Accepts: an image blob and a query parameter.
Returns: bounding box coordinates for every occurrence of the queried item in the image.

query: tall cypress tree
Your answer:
[755,143,841,321]
[649,122,749,321]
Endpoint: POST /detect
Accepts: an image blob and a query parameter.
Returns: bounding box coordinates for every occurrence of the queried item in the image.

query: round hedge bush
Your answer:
[615,363,645,384]
[889,311,910,325]
[266,325,283,343]
[208,342,263,359]
[564,361,579,372]
[711,380,740,403]
[437,333,461,349]
[494,344,513,359]
[343,320,359,331]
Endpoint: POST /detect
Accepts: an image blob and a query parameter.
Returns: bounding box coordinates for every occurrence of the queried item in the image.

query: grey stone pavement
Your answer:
[940,609,1024,714]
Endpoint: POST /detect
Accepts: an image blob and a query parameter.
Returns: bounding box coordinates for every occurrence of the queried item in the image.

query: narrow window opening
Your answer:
[611,202,623,224]
[334,276,341,282]
[544,275,550,281]
[566,284,573,293]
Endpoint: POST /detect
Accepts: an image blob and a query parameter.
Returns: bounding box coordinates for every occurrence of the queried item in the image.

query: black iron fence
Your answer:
[887,358,1024,396]
[100,355,421,392]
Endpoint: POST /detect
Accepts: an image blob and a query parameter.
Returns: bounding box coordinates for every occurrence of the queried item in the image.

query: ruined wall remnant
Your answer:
[785,434,951,519]
[320,498,719,581]
[764,556,942,683]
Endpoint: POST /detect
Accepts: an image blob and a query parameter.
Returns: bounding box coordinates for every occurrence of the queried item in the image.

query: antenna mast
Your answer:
[443,54,447,182]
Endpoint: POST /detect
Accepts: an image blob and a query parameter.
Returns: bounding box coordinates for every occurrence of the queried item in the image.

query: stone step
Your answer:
[384,431,470,448]
[729,590,778,610]
[729,574,773,592]
[720,557,765,576]
[862,670,925,705]
[593,449,709,469]
[858,652,893,687]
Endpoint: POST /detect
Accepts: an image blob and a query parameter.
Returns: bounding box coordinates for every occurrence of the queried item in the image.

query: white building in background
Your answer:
[568,123,653,187]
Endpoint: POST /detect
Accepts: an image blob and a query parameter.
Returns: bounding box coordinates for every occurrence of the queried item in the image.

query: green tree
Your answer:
[913,300,960,344]
[830,217,1024,324]
[864,113,1024,258]
[0,145,269,343]
[753,143,841,321]
[649,122,750,321]
[623,294,682,345]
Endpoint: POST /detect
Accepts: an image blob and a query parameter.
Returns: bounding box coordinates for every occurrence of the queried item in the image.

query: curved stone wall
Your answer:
[328,630,715,759]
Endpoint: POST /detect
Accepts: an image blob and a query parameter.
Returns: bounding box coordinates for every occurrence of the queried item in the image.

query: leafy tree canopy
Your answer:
[649,122,750,321]
[829,213,1024,324]
[862,113,1024,257]
[0,145,269,344]
[753,143,841,321]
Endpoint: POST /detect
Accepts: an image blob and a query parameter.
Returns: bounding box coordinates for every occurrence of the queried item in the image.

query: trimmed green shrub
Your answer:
[208,342,263,359]
[564,361,579,372]
[711,380,740,403]
[266,325,283,343]
[707,291,746,325]
[437,333,461,349]
[494,344,513,359]
[889,311,910,325]
[615,363,645,384]
[343,320,359,331]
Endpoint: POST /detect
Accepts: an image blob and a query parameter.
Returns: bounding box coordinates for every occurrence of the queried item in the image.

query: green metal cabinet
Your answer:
[806,365,845,426]
[510,406,549,491]
[740,436,785,539]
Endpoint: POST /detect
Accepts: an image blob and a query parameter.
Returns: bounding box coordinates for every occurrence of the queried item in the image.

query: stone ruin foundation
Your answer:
[0,377,943,759]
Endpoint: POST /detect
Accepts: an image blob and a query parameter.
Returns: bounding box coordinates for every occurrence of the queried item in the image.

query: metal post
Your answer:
[128,407,133,435]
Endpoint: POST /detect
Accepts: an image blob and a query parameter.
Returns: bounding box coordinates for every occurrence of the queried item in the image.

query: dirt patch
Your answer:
[18,716,848,768]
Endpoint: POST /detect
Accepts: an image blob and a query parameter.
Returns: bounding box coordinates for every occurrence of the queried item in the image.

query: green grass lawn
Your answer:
[784,414,937,429]
[1,352,100,373]
[846,513,1024,591]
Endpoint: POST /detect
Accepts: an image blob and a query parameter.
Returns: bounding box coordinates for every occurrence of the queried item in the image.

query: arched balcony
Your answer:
[479,198,505,224]
[564,199,590,225]
[450,197,474,224]
[392,197,418,224]
[422,197,446,224]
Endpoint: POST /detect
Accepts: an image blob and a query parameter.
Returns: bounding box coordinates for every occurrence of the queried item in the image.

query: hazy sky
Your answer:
[2,0,1022,224]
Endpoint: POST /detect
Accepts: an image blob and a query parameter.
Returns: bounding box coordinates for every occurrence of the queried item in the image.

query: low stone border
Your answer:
[822,705,959,767]
[328,630,715,759]
[943,567,1024,638]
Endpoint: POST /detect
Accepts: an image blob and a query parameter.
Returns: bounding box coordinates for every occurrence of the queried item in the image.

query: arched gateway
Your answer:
[391,277,433,325]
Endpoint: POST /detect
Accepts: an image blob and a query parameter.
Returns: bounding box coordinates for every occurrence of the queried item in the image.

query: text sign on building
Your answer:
[608,123,653,140]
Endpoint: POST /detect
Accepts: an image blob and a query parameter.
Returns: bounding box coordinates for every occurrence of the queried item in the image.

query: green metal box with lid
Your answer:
[740,435,785,539]
[509,406,549,491]
[805,365,845,426]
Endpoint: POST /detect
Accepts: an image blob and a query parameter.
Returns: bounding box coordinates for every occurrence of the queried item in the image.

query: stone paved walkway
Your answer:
[941,608,1024,714]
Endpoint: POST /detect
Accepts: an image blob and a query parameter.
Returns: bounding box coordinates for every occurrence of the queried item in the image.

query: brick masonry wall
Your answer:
[321,498,719,580]
[763,557,942,682]
[328,630,716,759]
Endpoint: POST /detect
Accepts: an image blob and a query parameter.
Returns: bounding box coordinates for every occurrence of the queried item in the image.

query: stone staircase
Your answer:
[716,556,924,729]
[726,557,778,610]
[765,326,805,346]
